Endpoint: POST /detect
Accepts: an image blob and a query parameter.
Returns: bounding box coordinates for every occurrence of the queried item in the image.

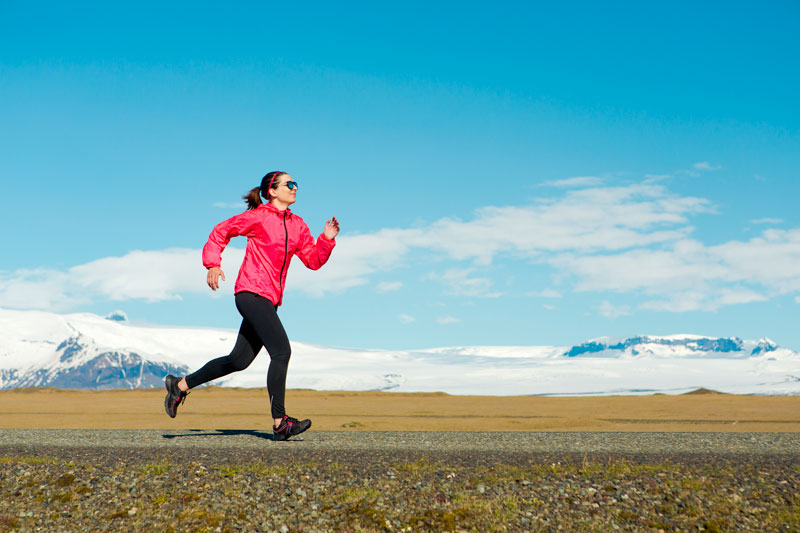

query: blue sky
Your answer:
[2,2,799,351]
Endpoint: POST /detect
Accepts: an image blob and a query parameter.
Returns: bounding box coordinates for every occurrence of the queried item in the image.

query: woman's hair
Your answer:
[243,171,286,210]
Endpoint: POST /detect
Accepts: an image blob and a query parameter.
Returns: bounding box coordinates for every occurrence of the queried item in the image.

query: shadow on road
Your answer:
[161,429,305,442]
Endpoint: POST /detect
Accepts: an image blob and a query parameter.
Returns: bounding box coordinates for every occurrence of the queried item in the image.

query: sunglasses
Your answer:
[284,180,299,190]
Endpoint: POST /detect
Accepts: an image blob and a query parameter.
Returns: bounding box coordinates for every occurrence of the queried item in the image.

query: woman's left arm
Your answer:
[295,217,338,270]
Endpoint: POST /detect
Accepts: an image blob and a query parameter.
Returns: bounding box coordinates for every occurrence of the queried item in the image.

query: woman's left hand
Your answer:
[324,216,340,240]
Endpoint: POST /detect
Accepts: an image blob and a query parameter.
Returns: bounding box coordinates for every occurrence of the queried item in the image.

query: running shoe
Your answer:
[273,415,312,441]
[164,374,188,418]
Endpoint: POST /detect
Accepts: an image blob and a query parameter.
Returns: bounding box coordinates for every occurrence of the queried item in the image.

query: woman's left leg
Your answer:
[183,318,263,389]
[166,314,263,418]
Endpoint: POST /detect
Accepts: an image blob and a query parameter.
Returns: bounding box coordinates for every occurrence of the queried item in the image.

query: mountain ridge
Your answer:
[1,308,798,395]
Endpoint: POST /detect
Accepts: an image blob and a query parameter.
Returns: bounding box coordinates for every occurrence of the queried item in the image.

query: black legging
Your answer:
[185,291,291,419]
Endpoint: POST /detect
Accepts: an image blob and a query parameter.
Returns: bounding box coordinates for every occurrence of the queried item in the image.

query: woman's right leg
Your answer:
[184,318,263,389]
[232,292,292,422]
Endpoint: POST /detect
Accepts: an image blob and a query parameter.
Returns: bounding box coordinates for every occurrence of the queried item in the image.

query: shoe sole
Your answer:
[164,375,177,418]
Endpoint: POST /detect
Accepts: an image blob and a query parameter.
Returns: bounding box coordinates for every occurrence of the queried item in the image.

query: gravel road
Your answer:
[2,430,799,531]
[2,429,799,454]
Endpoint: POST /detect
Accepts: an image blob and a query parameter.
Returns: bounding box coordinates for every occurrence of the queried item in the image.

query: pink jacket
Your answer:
[202,203,336,306]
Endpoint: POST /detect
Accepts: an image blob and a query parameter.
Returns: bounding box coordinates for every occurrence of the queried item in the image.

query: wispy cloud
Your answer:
[544,176,603,188]
[693,161,721,171]
[0,248,224,310]
[643,173,672,183]
[398,313,416,323]
[398,184,711,265]
[751,218,783,225]
[377,281,403,292]
[1,182,713,309]
[530,289,562,298]
[552,229,800,311]
[3,180,798,316]
[436,315,460,324]
[426,268,502,298]
[286,230,411,297]
[597,300,630,318]
[640,288,767,312]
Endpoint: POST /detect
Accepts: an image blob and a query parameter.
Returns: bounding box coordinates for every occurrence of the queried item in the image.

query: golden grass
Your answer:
[1,387,799,431]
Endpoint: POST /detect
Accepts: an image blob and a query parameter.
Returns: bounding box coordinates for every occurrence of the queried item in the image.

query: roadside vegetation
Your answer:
[2,452,798,531]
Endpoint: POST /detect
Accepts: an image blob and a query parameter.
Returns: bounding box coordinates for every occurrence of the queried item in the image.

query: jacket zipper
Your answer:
[277,210,289,305]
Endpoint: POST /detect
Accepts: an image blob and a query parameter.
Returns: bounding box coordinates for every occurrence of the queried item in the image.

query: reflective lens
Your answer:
[285,181,298,190]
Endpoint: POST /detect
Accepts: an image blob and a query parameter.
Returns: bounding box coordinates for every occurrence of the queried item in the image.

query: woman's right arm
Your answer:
[202,211,257,289]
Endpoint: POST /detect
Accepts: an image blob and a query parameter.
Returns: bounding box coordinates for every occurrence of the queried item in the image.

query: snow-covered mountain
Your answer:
[1,308,798,395]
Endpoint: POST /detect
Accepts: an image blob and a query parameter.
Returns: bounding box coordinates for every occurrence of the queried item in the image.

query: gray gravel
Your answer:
[2,429,799,455]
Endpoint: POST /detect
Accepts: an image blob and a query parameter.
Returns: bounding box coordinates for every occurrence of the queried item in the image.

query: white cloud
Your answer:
[2,182,714,310]
[0,232,412,308]
[4,180,796,316]
[70,248,216,302]
[542,304,556,310]
[553,229,800,311]
[530,289,562,298]
[286,230,412,297]
[400,184,711,265]
[712,229,800,293]
[0,234,411,309]
[398,314,416,323]
[751,218,783,225]
[0,268,76,311]
[717,288,768,306]
[597,301,630,318]
[426,268,502,298]
[0,234,408,308]
[377,281,403,292]
[436,315,460,324]
[0,249,223,310]
[545,176,603,188]
[640,289,767,313]
[693,161,721,171]
[643,174,672,183]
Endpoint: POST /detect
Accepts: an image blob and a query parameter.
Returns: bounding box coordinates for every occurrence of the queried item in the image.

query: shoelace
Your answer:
[174,390,189,407]
[275,416,299,433]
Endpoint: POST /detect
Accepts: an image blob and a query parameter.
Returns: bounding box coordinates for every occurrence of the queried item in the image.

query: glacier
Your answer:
[0,308,798,395]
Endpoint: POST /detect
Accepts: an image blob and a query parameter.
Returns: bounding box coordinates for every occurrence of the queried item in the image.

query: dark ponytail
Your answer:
[243,187,262,210]
[242,171,286,210]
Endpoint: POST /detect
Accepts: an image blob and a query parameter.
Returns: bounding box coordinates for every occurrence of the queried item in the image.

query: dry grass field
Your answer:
[2,387,799,431]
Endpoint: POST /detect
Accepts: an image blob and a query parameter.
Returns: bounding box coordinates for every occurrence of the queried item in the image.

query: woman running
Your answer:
[164,171,339,440]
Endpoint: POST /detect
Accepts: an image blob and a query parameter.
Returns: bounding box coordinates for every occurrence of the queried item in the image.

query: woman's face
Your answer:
[271,173,297,206]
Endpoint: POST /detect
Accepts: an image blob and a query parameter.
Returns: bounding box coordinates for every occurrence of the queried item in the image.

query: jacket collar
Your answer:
[258,202,292,217]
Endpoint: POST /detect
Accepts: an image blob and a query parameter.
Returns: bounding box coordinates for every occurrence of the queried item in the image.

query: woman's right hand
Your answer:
[207,267,226,291]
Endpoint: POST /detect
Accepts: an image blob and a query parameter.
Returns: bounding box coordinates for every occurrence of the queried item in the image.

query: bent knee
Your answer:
[224,352,257,372]
[270,346,291,363]
[229,358,254,372]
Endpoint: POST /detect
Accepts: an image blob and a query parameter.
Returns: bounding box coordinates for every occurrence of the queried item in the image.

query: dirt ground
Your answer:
[2,387,799,432]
